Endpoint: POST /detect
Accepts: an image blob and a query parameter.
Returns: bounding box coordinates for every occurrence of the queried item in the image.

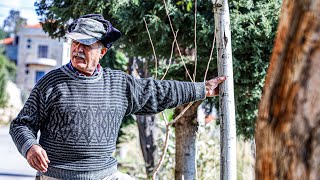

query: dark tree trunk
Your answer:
[255,0,320,179]
[129,57,156,177]
[175,101,202,180]
[136,115,156,176]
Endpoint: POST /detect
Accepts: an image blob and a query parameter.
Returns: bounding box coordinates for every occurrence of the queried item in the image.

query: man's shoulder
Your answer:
[34,67,65,88]
[102,67,127,78]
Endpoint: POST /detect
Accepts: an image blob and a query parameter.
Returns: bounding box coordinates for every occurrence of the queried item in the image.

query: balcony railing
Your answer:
[25,58,57,67]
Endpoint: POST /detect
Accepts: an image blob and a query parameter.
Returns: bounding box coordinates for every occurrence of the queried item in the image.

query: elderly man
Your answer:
[9,14,226,180]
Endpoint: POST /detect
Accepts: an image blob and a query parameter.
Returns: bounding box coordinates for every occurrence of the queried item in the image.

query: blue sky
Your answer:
[0,0,39,27]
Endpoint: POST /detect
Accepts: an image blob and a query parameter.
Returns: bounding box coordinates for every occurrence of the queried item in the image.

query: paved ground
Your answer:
[0,125,36,180]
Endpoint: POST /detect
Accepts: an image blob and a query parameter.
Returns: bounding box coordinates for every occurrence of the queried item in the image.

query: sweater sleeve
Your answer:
[125,74,206,115]
[9,87,45,158]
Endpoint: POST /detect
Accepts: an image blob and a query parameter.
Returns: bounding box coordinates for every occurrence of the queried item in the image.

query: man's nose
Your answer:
[74,43,84,52]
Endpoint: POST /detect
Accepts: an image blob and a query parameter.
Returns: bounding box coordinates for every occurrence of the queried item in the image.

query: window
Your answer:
[35,71,45,82]
[15,36,19,44]
[38,45,48,58]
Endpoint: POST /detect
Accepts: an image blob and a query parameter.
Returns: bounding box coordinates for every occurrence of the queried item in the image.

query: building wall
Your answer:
[23,65,51,90]
[5,44,18,63]
[16,26,70,92]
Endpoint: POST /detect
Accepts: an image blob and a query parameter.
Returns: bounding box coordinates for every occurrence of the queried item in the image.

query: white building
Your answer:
[16,24,70,92]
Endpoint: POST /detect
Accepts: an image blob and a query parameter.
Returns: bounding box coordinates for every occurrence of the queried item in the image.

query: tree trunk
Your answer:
[129,57,156,177]
[136,115,156,176]
[255,1,320,179]
[214,0,237,179]
[175,101,202,180]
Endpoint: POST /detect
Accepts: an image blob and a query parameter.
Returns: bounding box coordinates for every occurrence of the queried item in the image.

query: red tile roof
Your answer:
[25,23,42,28]
[0,38,13,45]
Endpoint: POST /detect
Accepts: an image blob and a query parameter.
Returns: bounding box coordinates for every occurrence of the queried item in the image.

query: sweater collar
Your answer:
[66,60,101,77]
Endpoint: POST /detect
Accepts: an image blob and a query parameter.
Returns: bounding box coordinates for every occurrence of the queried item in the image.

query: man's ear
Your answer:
[100,47,108,59]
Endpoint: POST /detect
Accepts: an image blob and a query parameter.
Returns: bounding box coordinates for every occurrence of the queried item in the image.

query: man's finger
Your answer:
[41,149,50,163]
[38,151,48,168]
[217,76,227,83]
[31,157,42,171]
[28,158,35,169]
[207,76,226,85]
[36,155,48,171]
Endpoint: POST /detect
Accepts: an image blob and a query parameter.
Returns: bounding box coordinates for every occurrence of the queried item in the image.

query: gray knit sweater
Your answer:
[9,65,205,180]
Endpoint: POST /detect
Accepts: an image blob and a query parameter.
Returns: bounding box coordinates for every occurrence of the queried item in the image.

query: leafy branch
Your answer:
[142,0,217,179]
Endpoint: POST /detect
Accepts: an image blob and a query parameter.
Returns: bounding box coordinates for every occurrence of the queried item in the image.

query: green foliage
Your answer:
[34,0,281,139]
[100,49,128,71]
[0,54,10,107]
[110,0,215,64]
[35,0,215,69]
[5,59,16,81]
[0,28,9,40]
[0,53,17,107]
[230,0,281,138]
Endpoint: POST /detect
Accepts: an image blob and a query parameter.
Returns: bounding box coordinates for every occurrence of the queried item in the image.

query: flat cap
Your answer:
[66,14,121,49]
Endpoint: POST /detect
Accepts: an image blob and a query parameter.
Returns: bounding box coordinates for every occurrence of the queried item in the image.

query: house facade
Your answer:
[16,24,70,92]
[0,36,18,63]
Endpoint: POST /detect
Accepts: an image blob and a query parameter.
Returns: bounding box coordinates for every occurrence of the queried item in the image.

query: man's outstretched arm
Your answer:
[125,74,226,115]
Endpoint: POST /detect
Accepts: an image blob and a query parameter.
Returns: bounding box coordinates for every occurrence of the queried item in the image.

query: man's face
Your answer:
[70,40,107,75]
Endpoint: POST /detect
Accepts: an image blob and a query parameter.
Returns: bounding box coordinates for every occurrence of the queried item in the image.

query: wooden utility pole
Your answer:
[255,0,320,179]
[213,0,237,179]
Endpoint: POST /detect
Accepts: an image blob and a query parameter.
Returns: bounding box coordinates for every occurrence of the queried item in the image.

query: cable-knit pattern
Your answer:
[9,65,205,180]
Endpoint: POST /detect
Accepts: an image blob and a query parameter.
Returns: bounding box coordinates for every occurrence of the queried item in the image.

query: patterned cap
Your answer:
[66,14,121,49]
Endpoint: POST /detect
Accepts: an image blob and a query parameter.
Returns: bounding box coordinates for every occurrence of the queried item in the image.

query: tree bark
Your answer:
[136,115,156,176]
[129,57,156,177]
[255,1,320,179]
[214,0,237,179]
[175,101,202,180]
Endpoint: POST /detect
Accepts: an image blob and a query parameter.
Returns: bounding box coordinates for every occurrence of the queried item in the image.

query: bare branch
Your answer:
[168,102,194,126]
[152,113,170,180]
[161,111,168,124]
[161,30,178,80]
[144,17,158,79]
[152,102,194,179]
[193,0,198,82]
[162,0,194,82]
[204,33,216,81]
[151,2,220,179]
